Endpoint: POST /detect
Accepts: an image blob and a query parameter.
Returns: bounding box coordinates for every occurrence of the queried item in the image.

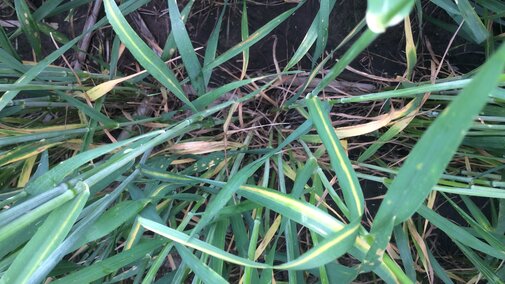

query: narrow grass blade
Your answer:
[138,181,408,282]
[24,131,161,195]
[86,69,144,101]
[311,29,378,95]
[284,0,337,70]
[193,76,268,110]
[142,216,358,271]
[168,0,205,96]
[142,243,174,284]
[291,157,317,199]
[51,239,166,284]
[306,95,364,218]
[361,216,396,272]
[0,48,26,74]
[404,15,417,80]
[455,0,489,43]
[0,35,81,111]
[28,171,142,282]
[240,0,249,79]
[14,0,42,58]
[313,0,330,62]
[17,155,36,187]
[203,1,227,86]
[161,0,194,60]
[417,205,505,259]
[0,26,20,61]
[426,248,454,284]
[337,76,505,104]
[31,0,66,20]
[103,0,196,111]
[244,219,261,284]
[456,242,504,283]
[0,140,62,167]
[275,220,360,270]
[367,45,505,269]
[358,115,412,162]
[73,199,148,250]
[208,219,229,276]
[393,224,416,281]
[276,154,300,283]
[203,3,302,71]
[190,120,312,235]
[139,217,269,269]
[176,244,227,284]
[56,92,118,128]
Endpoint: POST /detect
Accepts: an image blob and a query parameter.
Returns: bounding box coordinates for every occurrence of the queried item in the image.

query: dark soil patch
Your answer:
[1,1,484,77]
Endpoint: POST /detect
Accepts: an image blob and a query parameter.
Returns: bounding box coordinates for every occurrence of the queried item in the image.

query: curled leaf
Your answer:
[366,0,415,33]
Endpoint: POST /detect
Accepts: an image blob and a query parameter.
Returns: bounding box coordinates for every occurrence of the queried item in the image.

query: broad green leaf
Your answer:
[372,43,505,228]
[0,188,79,242]
[1,188,88,283]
